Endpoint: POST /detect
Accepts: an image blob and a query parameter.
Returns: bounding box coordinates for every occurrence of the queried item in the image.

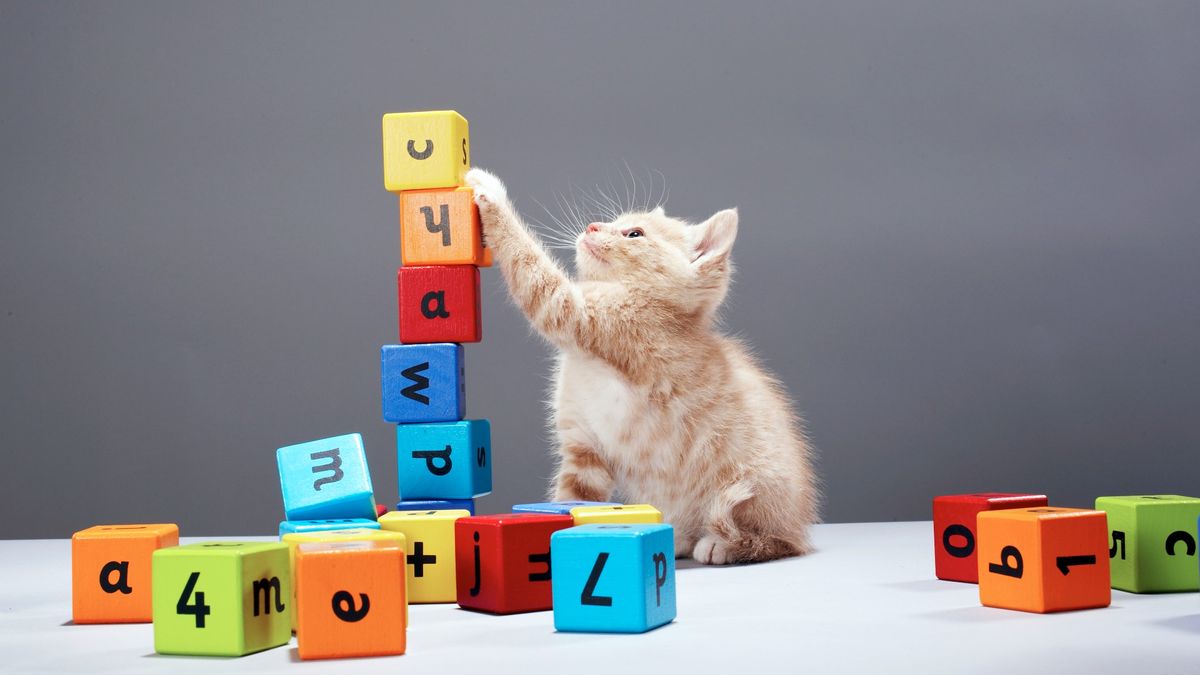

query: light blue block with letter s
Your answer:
[550,523,676,633]
[277,518,381,537]
[381,343,465,423]
[396,420,492,499]
[513,501,621,515]
[276,433,376,521]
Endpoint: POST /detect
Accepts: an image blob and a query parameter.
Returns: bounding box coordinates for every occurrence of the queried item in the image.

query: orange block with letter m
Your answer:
[977,507,1110,613]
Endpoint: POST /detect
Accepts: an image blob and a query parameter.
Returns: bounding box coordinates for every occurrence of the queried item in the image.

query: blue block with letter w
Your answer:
[276,433,376,521]
[381,343,465,423]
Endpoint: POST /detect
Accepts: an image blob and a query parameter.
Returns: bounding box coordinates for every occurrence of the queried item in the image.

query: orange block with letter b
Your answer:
[400,188,492,267]
[977,507,1110,613]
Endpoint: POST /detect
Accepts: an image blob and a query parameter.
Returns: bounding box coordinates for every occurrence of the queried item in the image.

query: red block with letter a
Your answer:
[398,266,481,344]
[933,493,1048,583]
[454,513,575,614]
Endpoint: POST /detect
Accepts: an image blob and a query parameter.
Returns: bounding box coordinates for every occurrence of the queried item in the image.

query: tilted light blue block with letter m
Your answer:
[381,343,465,423]
[276,433,376,521]
[550,523,676,633]
[396,420,492,499]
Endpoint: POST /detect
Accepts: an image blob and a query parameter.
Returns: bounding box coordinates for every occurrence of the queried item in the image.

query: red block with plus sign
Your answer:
[454,513,575,614]
[933,492,1048,583]
[398,266,481,344]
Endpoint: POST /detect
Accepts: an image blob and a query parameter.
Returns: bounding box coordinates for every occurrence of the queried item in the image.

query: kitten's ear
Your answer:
[691,208,739,264]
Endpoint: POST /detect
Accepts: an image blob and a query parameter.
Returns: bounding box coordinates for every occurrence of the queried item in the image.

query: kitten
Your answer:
[465,168,818,564]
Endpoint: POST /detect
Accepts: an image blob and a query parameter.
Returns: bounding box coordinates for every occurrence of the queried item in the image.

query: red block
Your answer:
[454,513,575,614]
[398,266,481,344]
[933,493,1048,583]
[375,503,389,518]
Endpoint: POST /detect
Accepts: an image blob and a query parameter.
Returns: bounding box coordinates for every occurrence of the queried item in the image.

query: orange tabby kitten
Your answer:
[465,168,818,564]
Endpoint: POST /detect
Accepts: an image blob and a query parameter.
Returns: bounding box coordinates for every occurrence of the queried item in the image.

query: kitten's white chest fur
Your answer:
[554,351,641,454]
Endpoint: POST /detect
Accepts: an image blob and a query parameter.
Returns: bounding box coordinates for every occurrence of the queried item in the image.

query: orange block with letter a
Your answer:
[295,540,407,660]
[977,507,1110,613]
[400,187,493,267]
[71,523,179,623]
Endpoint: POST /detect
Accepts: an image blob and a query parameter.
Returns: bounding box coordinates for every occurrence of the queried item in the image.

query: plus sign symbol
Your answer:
[408,541,437,577]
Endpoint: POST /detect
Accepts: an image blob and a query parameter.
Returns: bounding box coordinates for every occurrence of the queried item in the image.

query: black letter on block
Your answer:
[1166,531,1197,557]
[1056,555,1096,575]
[252,577,285,616]
[407,139,433,160]
[420,205,452,247]
[476,445,487,468]
[421,290,450,319]
[310,448,344,491]
[988,546,1024,579]
[528,551,551,582]
[400,362,430,404]
[1109,531,1126,560]
[652,552,668,606]
[332,591,370,622]
[942,524,975,559]
[99,561,133,594]
[176,572,211,628]
[581,552,613,607]
[470,531,482,597]
[413,444,453,476]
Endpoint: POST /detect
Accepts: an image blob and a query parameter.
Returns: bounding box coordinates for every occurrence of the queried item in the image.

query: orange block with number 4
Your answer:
[400,188,492,267]
[71,524,179,624]
[977,507,1110,613]
[295,540,407,660]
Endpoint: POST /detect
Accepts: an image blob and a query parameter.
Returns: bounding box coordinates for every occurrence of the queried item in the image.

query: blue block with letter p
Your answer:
[397,420,492,499]
[276,433,376,521]
[550,523,676,633]
[381,343,465,423]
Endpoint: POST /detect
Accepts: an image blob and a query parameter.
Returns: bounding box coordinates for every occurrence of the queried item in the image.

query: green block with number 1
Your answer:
[152,542,292,656]
[1095,495,1200,593]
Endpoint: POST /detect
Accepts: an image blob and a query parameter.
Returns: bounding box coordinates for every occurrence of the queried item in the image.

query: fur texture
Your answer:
[466,168,818,564]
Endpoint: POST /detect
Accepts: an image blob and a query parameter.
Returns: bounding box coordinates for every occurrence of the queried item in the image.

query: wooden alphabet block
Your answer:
[1095,495,1200,592]
[381,343,465,424]
[513,501,621,516]
[276,433,376,521]
[397,498,476,515]
[977,507,1111,613]
[281,528,406,632]
[71,524,179,624]
[398,266,482,344]
[932,493,1048,583]
[278,519,381,536]
[399,188,493,267]
[396,420,492,499]
[152,542,291,656]
[295,540,407,660]
[378,509,471,603]
[569,504,662,525]
[454,514,575,614]
[550,524,676,633]
[382,110,470,191]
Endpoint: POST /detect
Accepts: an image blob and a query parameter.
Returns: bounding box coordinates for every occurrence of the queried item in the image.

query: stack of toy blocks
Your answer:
[379,110,493,606]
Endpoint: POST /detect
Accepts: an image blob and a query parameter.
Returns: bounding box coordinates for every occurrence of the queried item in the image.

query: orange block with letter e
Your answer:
[400,188,492,267]
[977,507,1110,613]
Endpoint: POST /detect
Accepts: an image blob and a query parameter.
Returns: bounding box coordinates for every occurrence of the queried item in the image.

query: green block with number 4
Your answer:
[1095,495,1200,593]
[152,542,292,656]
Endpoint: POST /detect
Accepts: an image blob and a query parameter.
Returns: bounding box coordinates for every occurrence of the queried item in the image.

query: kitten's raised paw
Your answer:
[465,167,508,208]
[692,536,732,565]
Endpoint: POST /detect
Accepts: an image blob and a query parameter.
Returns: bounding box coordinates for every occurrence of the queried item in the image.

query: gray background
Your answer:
[2,1,1198,538]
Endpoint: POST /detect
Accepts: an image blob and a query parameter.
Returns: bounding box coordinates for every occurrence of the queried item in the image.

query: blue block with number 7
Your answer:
[381,344,465,423]
[397,421,492,499]
[277,433,377,521]
[550,523,676,633]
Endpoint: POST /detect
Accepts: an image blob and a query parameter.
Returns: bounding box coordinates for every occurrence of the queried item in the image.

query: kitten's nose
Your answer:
[586,223,603,234]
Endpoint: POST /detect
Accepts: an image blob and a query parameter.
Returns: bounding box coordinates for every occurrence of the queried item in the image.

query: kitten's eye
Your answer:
[625,228,644,238]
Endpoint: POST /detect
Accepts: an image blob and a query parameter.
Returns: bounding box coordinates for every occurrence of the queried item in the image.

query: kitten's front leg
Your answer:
[550,442,615,503]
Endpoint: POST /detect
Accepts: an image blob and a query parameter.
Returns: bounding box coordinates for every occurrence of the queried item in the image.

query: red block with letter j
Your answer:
[933,493,1048,583]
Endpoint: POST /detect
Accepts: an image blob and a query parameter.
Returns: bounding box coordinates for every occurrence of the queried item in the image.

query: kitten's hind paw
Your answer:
[465,167,508,208]
[692,536,732,565]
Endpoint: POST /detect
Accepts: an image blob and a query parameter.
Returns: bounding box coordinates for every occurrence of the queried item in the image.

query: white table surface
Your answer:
[2,521,1196,674]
